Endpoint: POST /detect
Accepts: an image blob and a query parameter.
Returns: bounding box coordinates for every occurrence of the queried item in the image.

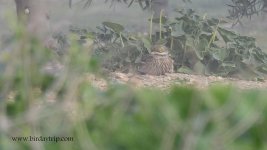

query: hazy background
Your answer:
[0,0,266,50]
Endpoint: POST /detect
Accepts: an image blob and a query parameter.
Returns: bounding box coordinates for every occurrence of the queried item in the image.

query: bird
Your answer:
[138,44,174,75]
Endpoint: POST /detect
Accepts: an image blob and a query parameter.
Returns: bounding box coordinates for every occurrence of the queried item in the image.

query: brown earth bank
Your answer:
[88,72,267,90]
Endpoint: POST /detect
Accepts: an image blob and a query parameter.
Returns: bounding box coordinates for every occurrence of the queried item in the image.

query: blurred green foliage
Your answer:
[1,14,267,150]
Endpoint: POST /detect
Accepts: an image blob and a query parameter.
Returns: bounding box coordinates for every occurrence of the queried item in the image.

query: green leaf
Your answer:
[102,21,124,33]
[202,22,213,33]
[200,34,219,42]
[141,37,152,51]
[196,38,209,59]
[210,47,229,61]
[221,62,236,68]
[171,23,184,37]
[258,66,267,74]
[86,32,96,39]
[207,18,220,26]
[181,19,200,35]
[185,36,194,47]
[177,66,194,74]
[217,27,238,43]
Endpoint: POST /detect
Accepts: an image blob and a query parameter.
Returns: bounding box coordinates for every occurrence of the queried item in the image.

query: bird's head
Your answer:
[151,45,169,55]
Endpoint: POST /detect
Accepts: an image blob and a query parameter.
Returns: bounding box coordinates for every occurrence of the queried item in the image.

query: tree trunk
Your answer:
[14,0,52,43]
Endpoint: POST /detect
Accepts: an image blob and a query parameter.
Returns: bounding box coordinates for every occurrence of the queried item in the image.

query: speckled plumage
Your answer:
[138,45,174,75]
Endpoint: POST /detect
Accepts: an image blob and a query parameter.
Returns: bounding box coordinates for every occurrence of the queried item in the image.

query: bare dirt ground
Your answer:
[42,60,267,90]
[89,72,267,90]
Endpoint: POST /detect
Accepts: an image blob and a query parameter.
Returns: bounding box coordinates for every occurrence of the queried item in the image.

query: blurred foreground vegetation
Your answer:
[1,16,267,150]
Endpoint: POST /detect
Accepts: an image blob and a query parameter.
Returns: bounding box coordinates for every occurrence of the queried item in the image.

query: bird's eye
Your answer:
[24,8,30,15]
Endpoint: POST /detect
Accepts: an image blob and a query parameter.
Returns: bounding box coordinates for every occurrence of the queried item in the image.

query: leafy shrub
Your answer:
[71,9,267,80]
